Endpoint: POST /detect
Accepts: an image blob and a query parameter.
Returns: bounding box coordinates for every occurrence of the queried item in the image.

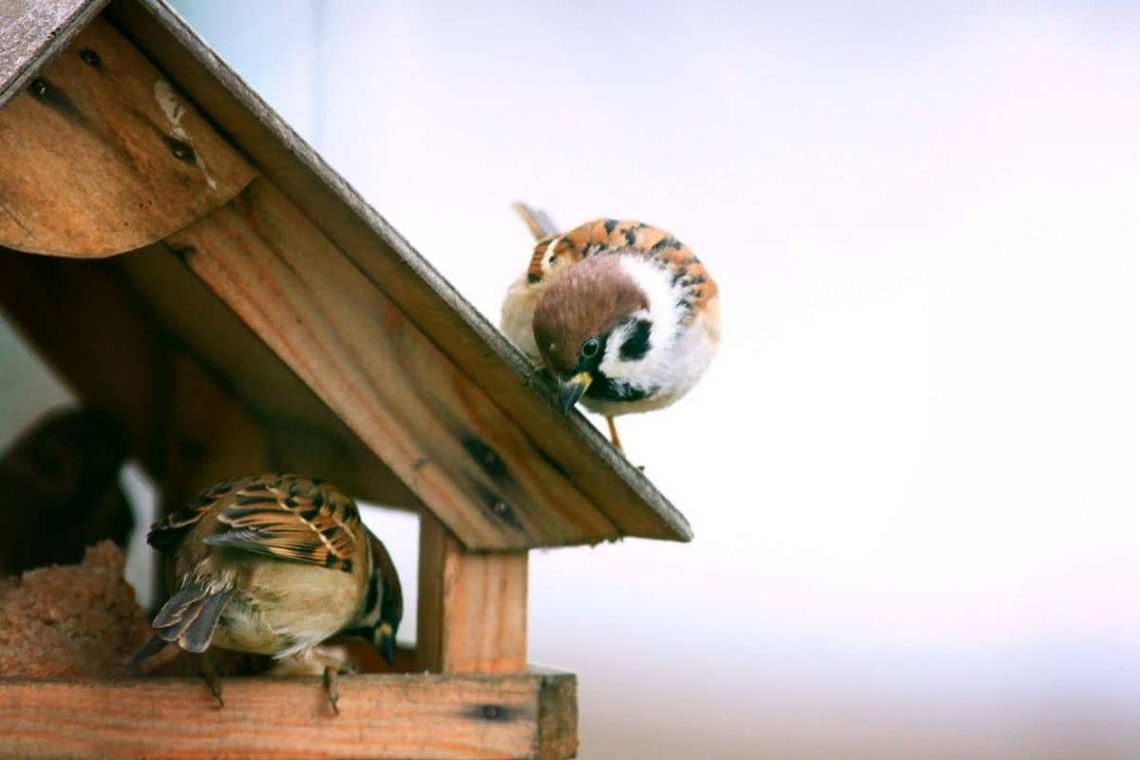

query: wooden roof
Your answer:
[0,0,691,550]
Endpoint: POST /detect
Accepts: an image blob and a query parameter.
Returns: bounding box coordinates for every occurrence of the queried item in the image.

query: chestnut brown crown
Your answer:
[532,256,648,376]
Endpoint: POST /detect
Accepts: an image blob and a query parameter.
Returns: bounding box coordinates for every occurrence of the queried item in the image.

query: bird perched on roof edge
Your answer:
[130,473,402,713]
[502,203,720,451]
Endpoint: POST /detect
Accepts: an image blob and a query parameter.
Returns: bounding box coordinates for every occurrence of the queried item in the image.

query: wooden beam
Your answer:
[0,16,255,257]
[0,250,420,513]
[167,180,617,551]
[109,0,693,545]
[418,514,528,674]
[0,671,577,760]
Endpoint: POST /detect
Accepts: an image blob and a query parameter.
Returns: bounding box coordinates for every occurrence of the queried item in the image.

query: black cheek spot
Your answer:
[619,319,652,361]
[604,218,618,234]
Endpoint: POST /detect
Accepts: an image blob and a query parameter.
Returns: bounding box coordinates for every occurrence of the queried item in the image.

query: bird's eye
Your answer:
[580,337,601,360]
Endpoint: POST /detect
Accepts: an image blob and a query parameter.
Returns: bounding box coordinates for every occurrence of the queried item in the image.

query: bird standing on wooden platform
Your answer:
[502,204,720,451]
[130,474,402,713]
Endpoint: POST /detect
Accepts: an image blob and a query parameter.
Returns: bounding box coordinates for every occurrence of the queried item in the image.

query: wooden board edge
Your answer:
[0,0,109,112]
[0,669,578,760]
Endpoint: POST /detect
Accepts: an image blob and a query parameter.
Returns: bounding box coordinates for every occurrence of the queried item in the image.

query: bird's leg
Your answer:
[271,644,353,715]
[606,416,624,452]
[199,652,224,708]
[323,665,340,715]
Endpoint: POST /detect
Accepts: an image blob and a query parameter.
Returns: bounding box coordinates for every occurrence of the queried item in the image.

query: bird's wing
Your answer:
[149,474,362,573]
[524,218,717,310]
[145,475,245,550]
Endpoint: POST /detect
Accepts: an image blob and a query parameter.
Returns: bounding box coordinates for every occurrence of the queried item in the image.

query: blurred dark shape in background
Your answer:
[0,407,134,575]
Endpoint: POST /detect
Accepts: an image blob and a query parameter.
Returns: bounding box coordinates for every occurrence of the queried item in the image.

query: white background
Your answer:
[5,1,1140,756]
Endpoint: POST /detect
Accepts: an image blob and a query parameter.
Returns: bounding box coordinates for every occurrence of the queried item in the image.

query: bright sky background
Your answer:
[6,1,1139,756]
[169,2,1140,756]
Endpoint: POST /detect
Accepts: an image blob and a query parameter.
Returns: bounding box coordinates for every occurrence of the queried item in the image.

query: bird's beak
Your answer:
[376,622,397,665]
[559,372,592,414]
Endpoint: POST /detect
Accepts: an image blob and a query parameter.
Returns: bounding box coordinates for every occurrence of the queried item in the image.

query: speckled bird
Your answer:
[130,473,402,712]
[502,204,720,450]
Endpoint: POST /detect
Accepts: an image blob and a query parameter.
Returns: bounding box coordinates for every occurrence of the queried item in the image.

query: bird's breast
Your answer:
[212,560,360,657]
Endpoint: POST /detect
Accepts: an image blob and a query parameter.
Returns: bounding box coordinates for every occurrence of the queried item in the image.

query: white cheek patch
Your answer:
[597,257,684,389]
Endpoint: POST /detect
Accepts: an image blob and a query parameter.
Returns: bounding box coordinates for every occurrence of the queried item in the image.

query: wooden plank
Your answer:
[0,671,577,759]
[418,514,528,674]
[0,16,255,257]
[167,180,617,551]
[115,242,421,512]
[0,249,420,513]
[0,0,105,112]
[109,0,692,545]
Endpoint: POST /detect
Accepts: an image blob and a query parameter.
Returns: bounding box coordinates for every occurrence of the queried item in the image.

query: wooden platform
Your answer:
[0,669,576,759]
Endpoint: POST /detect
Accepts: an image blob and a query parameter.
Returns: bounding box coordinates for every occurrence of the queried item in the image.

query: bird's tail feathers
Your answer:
[512,202,559,240]
[139,581,231,657]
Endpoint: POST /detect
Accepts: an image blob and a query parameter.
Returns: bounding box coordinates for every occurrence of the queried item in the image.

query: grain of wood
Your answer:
[0,17,254,257]
[0,0,105,111]
[418,514,528,673]
[107,0,692,544]
[0,671,577,759]
[0,248,421,512]
[168,180,618,550]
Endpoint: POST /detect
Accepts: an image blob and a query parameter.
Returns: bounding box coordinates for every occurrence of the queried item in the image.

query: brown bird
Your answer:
[131,473,402,712]
[0,407,133,576]
[502,204,720,450]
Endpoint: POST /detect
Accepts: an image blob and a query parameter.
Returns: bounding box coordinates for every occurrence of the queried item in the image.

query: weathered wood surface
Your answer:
[0,17,255,257]
[0,0,106,112]
[0,250,420,512]
[418,514,528,673]
[168,180,617,550]
[109,0,692,544]
[0,671,578,759]
[1,0,691,542]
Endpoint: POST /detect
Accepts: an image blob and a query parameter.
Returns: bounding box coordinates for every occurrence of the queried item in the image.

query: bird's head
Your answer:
[533,256,656,414]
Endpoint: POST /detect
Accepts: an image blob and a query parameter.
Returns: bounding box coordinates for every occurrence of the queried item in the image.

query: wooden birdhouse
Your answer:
[0,0,691,757]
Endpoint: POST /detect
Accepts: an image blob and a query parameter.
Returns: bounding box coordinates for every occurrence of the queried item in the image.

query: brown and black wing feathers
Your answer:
[524,217,718,315]
[146,476,248,550]
[201,474,362,572]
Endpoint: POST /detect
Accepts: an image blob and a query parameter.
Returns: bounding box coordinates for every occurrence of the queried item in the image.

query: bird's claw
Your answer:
[323,666,340,715]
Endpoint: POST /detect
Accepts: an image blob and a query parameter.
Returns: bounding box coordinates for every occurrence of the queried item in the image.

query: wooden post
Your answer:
[417,513,528,673]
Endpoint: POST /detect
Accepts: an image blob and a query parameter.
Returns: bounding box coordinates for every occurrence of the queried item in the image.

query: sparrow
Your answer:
[130,473,403,713]
[502,204,720,450]
[0,407,133,576]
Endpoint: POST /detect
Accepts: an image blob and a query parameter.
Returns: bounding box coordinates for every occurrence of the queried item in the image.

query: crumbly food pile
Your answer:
[0,541,148,677]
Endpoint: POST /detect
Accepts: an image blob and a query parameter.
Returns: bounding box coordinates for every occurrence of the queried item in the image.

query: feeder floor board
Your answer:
[0,669,577,759]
